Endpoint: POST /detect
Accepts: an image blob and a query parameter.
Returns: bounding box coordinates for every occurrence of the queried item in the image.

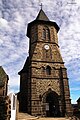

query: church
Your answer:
[18,8,72,117]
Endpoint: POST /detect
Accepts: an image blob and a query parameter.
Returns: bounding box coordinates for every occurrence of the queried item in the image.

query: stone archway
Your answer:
[42,89,60,117]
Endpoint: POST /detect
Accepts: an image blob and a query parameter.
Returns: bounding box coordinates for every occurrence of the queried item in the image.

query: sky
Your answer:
[0,0,80,104]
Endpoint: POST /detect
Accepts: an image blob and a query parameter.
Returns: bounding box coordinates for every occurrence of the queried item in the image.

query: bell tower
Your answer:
[19,9,72,117]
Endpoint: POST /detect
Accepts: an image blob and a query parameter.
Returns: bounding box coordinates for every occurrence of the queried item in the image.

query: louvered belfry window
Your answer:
[42,26,50,40]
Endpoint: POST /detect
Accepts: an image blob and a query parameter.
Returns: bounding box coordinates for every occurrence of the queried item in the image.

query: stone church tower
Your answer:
[18,9,72,117]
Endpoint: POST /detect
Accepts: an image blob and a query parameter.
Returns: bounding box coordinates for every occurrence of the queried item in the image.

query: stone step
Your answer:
[37,118,69,120]
[18,113,38,120]
[18,113,70,120]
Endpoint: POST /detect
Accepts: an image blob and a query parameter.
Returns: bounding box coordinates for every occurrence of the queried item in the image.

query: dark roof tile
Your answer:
[36,9,49,21]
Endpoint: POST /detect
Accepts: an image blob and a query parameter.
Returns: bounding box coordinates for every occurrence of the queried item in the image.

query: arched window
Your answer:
[46,66,51,75]
[42,29,46,39]
[46,28,50,40]
[42,27,50,40]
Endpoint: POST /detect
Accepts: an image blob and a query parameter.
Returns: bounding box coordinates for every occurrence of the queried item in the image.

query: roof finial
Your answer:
[40,3,43,9]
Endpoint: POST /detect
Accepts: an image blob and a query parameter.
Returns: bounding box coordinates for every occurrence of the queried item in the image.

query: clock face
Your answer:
[44,45,49,50]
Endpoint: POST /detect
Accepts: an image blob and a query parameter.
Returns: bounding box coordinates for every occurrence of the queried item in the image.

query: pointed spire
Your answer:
[36,9,49,21]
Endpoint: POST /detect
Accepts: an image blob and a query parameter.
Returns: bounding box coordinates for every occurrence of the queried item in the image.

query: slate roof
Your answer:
[0,66,8,86]
[0,66,7,79]
[0,81,4,87]
[36,9,49,21]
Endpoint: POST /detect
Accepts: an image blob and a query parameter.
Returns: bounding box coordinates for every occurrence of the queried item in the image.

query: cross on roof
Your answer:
[40,3,43,9]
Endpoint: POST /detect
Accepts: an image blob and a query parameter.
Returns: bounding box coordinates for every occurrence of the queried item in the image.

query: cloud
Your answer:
[0,18,8,27]
[70,87,80,91]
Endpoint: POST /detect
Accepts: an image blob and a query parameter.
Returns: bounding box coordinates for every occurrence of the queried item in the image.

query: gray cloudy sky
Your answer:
[0,0,80,103]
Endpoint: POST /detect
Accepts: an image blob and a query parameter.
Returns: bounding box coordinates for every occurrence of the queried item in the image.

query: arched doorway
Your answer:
[45,91,60,117]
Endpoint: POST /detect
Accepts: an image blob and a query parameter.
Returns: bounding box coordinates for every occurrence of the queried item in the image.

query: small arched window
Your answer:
[42,29,46,39]
[46,66,51,75]
[46,28,50,40]
[42,27,50,40]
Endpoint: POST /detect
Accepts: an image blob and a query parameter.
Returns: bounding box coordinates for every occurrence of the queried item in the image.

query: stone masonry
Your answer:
[18,9,72,117]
